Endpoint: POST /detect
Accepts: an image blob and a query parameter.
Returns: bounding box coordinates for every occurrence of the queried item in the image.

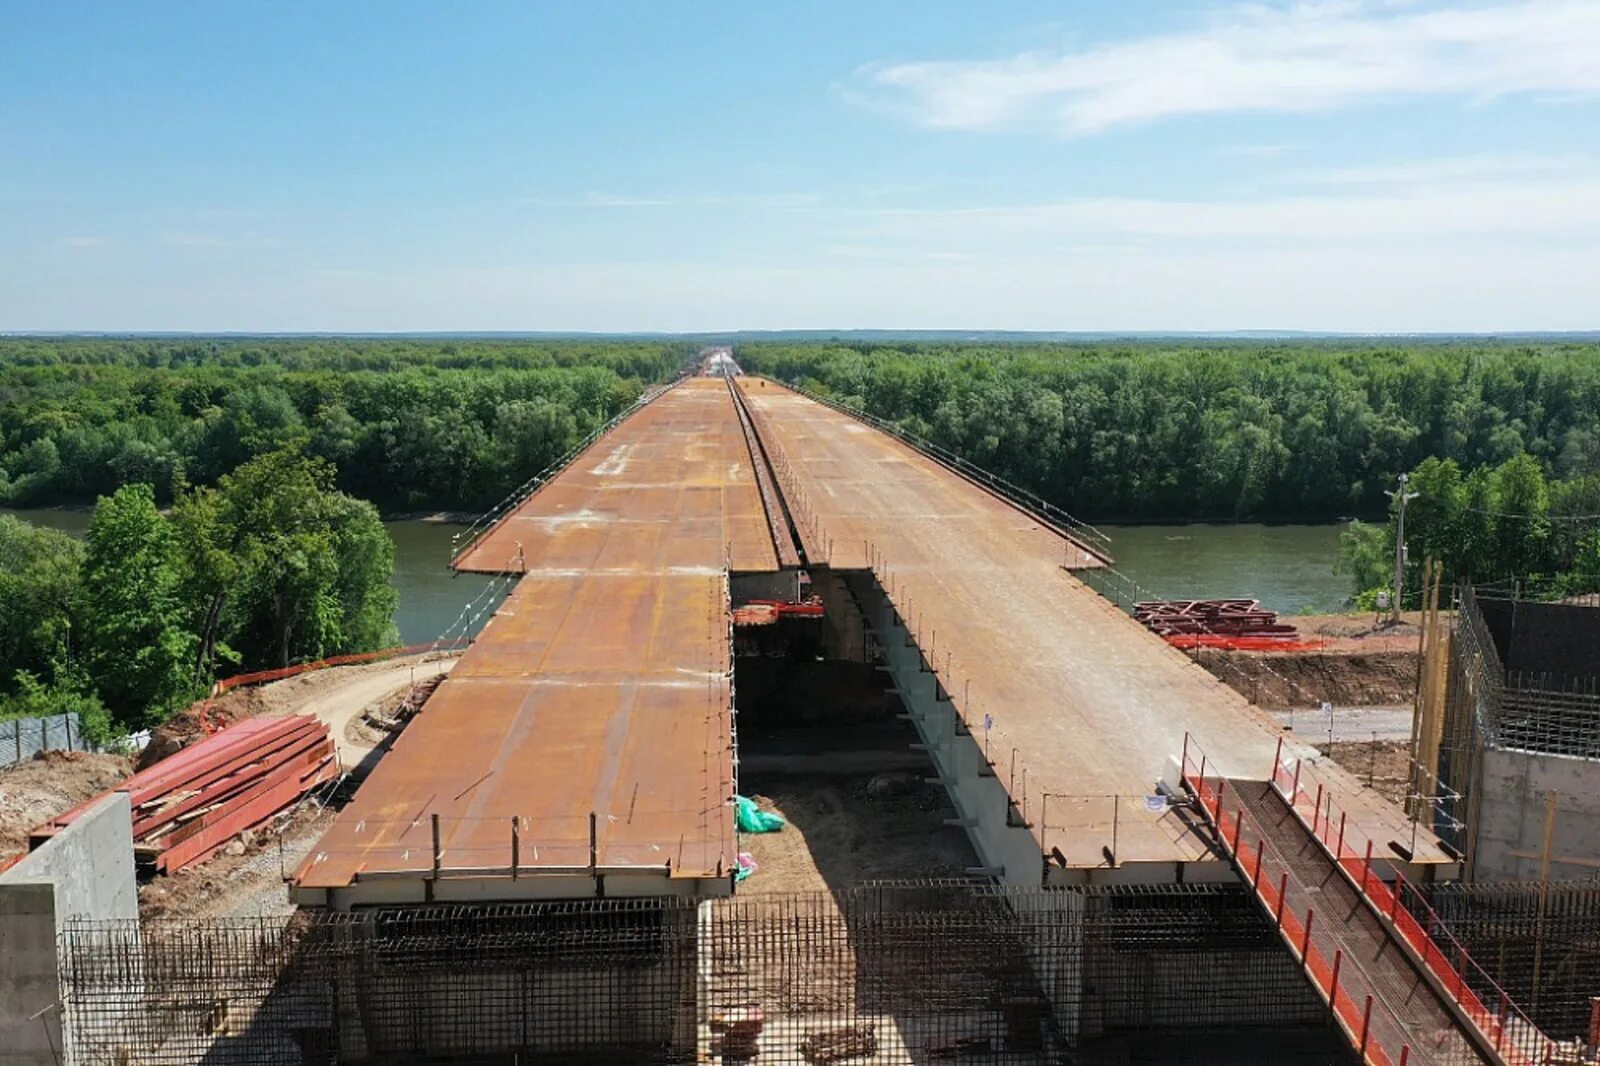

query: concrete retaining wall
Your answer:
[1473,746,1600,882]
[0,792,136,1066]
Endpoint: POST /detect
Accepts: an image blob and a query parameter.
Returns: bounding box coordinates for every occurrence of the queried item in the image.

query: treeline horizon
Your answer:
[735,339,1600,525]
[0,337,694,515]
[5,336,1600,530]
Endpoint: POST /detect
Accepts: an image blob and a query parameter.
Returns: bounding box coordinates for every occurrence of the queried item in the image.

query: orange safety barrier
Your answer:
[1182,731,1557,1066]
[198,639,470,734]
[1163,634,1330,652]
[1268,745,1552,1064]
[1181,735,1403,1066]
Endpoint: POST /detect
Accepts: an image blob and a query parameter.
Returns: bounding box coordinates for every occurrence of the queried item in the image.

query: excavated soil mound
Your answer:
[1199,647,1419,708]
[0,749,134,859]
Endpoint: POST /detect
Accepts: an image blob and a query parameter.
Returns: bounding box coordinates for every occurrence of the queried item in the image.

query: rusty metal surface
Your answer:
[297,379,775,897]
[737,377,1452,870]
[453,378,780,575]
[727,377,803,568]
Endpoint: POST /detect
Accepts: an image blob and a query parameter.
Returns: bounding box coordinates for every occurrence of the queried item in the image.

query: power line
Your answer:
[1459,505,1600,522]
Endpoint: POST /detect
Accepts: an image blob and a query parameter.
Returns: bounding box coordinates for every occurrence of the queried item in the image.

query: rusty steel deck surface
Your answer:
[736,378,1452,870]
[297,380,775,898]
[453,377,780,575]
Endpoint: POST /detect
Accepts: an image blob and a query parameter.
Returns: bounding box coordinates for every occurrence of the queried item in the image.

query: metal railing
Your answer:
[1263,739,1555,1066]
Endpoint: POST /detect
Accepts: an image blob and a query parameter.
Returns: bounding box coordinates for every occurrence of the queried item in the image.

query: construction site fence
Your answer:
[57,880,1343,1066]
[778,379,1114,560]
[209,640,471,697]
[0,711,113,768]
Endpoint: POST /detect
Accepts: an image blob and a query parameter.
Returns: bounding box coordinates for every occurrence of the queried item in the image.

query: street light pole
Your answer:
[1387,473,1420,626]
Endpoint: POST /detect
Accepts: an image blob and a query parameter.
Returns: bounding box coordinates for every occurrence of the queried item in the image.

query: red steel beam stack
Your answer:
[1134,598,1300,639]
[28,715,336,874]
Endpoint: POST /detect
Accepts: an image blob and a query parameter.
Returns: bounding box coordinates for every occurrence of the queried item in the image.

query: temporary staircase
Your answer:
[1180,735,1555,1066]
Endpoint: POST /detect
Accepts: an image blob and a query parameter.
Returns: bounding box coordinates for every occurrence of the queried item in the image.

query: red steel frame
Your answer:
[1266,740,1553,1065]
[1180,732,1555,1066]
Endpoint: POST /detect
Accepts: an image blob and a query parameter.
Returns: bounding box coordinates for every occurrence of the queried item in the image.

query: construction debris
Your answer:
[709,1006,765,1061]
[29,714,336,874]
[731,596,825,627]
[798,1024,877,1064]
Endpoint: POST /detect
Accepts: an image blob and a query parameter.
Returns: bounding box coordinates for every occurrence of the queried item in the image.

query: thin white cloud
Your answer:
[1279,152,1600,186]
[842,172,1600,244]
[55,236,109,250]
[859,0,1600,134]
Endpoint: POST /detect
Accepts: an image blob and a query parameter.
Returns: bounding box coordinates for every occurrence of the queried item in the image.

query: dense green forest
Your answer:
[1339,454,1600,606]
[0,337,690,513]
[0,451,397,739]
[735,340,1600,523]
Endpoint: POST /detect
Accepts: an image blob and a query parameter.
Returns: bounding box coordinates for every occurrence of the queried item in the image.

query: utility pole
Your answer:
[1387,473,1420,625]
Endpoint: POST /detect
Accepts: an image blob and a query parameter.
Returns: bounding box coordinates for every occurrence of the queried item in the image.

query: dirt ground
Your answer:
[139,804,335,920]
[0,750,134,860]
[1191,611,1424,709]
[737,775,976,894]
[1294,611,1426,651]
[139,655,455,769]
[1321,739,1414,807]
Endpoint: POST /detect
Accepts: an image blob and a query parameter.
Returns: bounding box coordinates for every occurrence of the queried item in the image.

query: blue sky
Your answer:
[3,1,1598,331]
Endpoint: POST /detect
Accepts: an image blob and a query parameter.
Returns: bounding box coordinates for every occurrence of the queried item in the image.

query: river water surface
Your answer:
[3,510,1350,642]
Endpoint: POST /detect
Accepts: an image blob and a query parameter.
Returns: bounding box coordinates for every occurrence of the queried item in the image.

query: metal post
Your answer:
[1399,1045,1410,1066]
[431,813,442,878]
[1388,472,1419,625]
[1111,797,1119,867]
[1275,873,1288,928]
[511,816,520,879]
[1312,784,1324,833]
[1329,950,1343,1011]
[589,811,599,872]
[1291,758,1302,802]
[1361,840,1373,894]
[1301,910,1314,971]
[1253,838,1265,887]
[1337,811,1347,858]
[1359,994,1374,1055]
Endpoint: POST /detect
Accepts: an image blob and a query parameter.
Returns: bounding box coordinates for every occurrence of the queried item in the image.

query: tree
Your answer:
[0,515,83,688]
[1336,519,1391,606]
[75,484,197,728]
[188,450,399,669]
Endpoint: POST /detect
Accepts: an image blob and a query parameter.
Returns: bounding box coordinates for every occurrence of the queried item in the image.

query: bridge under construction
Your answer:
[278,360,1564,1066]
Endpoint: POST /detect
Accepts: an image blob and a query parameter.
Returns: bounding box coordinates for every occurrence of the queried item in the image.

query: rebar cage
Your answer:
[58,881,1343,1066]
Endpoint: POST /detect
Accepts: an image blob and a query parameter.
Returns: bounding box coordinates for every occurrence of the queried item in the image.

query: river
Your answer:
[2,510,1351,642]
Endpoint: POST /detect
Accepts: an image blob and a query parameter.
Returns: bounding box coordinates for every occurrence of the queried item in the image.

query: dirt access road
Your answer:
[279,656,457,771]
